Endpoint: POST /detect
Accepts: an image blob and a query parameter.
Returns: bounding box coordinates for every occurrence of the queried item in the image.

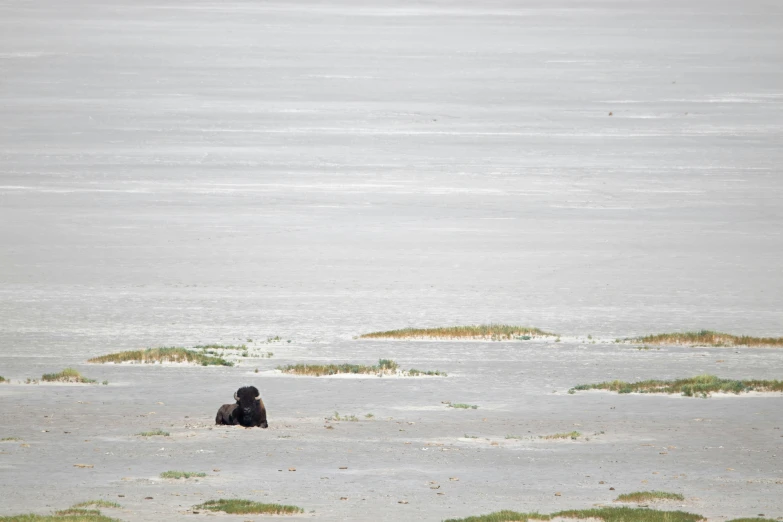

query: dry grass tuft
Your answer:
[41,368,96,384]
[359,324,555,340]
[88,347,232,366]
[633,330,783,347]
[278,359,446,377]
[570,374,783,397]
[448,403,479,409]
[193,499,303,515]
[540,431,580,440]
[136,429,169,437]
[616,491,685,502]
[160,471,206,479]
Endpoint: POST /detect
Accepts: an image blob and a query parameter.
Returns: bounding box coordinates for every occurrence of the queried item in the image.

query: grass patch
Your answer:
[505,434,522,440]
[616,491,685,502]
[278,358,446,377]
[54,510,101,517]
[160,471,206,479]
[88,347,233,366]
[0,376,5,383]
[632,330,783,347]
[443,506,705,522]
[407,368,447,376]
[193,499,303,515]
[329,412,358,422]
[359,324,555,340]
[70,502,121,509]
[570,374,783,397]
[136,429,169,437]
[448,403,478,409]
[541,431,580,440]
[41,368,96,384]
[0,503,122,522]
[1,437,21,442]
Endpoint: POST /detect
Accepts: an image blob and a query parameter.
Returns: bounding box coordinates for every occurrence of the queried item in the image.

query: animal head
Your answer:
[234,386,261,416]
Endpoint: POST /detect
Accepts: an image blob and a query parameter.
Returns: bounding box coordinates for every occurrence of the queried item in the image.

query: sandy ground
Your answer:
[1,0,782,520]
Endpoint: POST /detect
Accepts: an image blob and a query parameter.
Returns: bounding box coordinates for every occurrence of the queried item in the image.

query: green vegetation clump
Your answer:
[359,324,555,340]
[193,499,303,515]
[448,403,478,409]
[41,368,96,384]
[632,330,783,347]
[70,502,121,509]
[160,471,206,479]
[616,491,685,502]
[0,376,5,383]
[1,437,21,442]
[136,429,169,437]
[54,509,101,517]
[0,501,121,521]
[407,368,447,376]
[88,347,233,366]
[540,431,580,440]
[570,374,783,397]
[443,506,705,522]
[278,358,445,377]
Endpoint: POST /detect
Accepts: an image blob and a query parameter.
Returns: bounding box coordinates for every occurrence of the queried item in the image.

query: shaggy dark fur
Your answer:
[232,386,268,428]
[215,403,238,425]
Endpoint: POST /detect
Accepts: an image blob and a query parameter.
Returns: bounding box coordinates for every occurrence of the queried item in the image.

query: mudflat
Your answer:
[1,0,782,520]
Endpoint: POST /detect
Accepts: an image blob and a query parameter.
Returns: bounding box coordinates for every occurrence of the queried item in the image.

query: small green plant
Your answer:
[102,380,109,385]
[541,431,580,440]
[1,437,21,442]
[0,376,5,383]
[266,336,282,343]
[329,412,358,422]
[136,429,169,437]
[365,413,374,418]
[616,491,685,502]
[505,435,521,440]
[160,471,206,479]
[359,324,556,340]
[89,347,233,366]
[463,434,478,439]
[192,499,303,515]
[449,403,478,409]
[41,368,96,383]
[570,375,783,397]
[71,501,122,509]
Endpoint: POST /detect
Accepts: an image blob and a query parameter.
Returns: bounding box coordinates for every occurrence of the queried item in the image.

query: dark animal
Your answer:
[215,386,268,428]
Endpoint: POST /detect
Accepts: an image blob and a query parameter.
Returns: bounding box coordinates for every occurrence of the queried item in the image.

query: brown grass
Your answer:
[277,359,446,377]
[540,431,580,440]
[633,330,783,347]
[359,324,555,340]
[88,347,232,366]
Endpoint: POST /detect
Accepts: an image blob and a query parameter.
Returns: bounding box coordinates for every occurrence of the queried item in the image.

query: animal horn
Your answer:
[255,392,260,400]
[234,391,239,401]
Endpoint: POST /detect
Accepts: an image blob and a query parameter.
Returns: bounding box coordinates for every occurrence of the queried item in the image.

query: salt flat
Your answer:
[1,0,782,520]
